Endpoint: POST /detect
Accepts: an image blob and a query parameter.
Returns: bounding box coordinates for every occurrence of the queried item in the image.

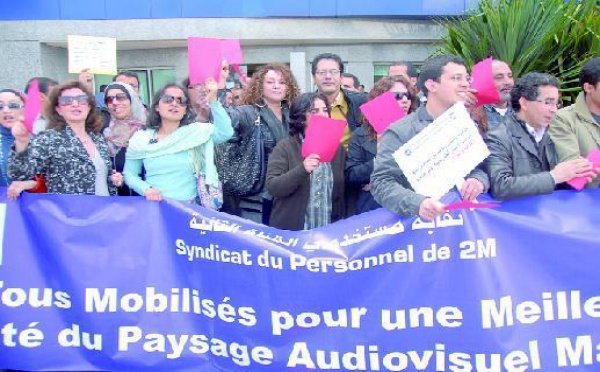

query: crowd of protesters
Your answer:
[2,53,600,230]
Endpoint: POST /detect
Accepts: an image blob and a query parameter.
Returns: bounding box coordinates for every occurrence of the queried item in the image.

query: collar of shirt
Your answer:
[524,122,546,144]
[329,91,349,121]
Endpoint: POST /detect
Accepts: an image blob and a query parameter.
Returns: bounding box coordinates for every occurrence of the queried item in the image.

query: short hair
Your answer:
[311,53,344,76]
[289,92,330,137]
[113,71,140,86]
[390,62,418,78]
[510,72,560,112]
[580,57,600,90]
[146,83,196,129]
[417,55,466,95]
[45,80,102,133]
[24,77,58,95]
[341,73,360,88]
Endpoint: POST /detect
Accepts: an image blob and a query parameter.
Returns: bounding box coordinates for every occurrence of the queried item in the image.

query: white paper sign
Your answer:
[393,103,489,199]
[68,35,117,75]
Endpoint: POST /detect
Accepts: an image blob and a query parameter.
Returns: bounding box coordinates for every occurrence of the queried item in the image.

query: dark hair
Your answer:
[0,89,26,103]
[240,63,300,106]
[146,83,196,129]
[364,75,419,141]
[24,77,58,95]
[341,73,360,88]
[289,92,330,137]
[417,55,466,95]
[113,71,140,86]
[580,57,600,91]
[45,81,102,133]
[103,84,132,101]
[311,53,344,76]
[510,72,560,112]
[390,62,418,78]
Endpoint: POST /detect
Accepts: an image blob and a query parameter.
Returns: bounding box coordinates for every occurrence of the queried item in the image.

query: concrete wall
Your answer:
[0,18,445,92]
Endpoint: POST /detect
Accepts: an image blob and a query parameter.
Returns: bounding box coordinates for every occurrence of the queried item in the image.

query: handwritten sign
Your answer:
[393,103,489,199]
[67,35,117,75]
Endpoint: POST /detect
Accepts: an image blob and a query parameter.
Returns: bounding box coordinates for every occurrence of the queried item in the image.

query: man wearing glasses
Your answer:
[372,55,489,220]
[549,57,600,188]
[485,72,597,200]
[311,53,366,149]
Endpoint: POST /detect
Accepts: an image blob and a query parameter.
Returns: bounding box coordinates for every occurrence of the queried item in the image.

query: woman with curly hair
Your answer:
[345,75,418,214]
[221,63,301,224]
[9,80,122,195]
[266,92,346,230]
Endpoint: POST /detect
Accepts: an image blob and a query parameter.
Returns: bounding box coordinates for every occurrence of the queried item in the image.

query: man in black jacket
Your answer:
[311,53,367,150]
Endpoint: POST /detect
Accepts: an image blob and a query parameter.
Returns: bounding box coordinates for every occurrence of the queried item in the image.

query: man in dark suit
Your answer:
[485,72,597,200]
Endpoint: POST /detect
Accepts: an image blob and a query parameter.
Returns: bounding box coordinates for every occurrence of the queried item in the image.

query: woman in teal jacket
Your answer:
[124,81,233,204]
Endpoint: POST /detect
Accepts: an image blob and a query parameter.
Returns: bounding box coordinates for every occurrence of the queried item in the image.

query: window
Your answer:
[94,68,176,106]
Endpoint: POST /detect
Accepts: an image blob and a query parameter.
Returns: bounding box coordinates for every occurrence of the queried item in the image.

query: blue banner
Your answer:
[0,188,599,371]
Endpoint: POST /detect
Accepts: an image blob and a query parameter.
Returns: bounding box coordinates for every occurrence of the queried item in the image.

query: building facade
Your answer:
[0,0,478,102]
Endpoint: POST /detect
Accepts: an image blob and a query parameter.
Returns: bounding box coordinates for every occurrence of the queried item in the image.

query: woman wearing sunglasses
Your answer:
[345,75,418,214]
[0,89,41,200]
[9,81,122,195]
[124,81,233,203]
[101,82,146,196]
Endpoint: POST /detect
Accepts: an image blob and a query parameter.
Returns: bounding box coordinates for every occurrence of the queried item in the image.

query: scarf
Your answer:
[102,82,147,157]
[127,122,219,187]
[0,126,14,186]
[103,118,145,157]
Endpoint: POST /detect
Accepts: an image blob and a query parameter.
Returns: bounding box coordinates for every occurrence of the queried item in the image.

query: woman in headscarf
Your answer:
[101,82,146,195]
[0,88,42,199]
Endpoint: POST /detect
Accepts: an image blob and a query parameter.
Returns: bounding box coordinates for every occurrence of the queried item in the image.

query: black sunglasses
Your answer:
[393,91,413,101]
[160,94,188,105]
[58,95,89,106]
[0,102,22,110]
[105,93,129,105]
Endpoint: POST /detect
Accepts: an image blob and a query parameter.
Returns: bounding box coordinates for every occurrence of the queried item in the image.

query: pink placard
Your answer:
[445,200,501,211]
[220,39,243,65]
[24,79,41,134]
[188,37,222,85]
[471,57,502,107]
[301,115,346,162]
[567,150,600,190]
[360,91,407,134]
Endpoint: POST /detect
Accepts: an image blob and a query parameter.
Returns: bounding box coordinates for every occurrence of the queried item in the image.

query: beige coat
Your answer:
[549,92,600,188]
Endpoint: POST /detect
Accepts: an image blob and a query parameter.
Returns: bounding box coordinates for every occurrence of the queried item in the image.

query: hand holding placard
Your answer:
[359,91,407,134]
[566,150,600,190]
[301,115,346,162]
